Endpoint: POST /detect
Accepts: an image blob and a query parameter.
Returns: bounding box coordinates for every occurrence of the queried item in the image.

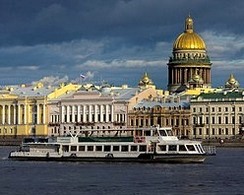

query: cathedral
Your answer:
[167,16,212,93]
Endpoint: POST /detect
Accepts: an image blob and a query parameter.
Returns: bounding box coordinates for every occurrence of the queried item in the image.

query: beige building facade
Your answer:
[48,85,159,136]
[191,90,244,139]
[128,100,191,138]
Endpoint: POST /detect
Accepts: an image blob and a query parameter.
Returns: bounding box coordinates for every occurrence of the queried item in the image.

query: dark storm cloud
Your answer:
[1,0,243,46]
[0,0,244,88]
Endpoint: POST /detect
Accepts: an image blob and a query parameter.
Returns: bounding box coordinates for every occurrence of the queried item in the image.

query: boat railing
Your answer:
[202,145,216,155]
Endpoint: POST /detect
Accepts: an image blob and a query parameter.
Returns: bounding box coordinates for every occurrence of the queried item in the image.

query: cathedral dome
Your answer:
[173,16,206,50]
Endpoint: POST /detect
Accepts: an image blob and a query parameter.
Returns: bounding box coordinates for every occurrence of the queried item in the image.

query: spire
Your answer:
[185,15,193,33]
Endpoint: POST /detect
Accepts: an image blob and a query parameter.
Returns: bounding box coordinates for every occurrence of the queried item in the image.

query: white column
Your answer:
[105,105,109,122]
[24,105,27,124]
[77,105,81,122]
[89,105,92,122]
[43,104,46,124]
[100,105,103,122]
[37,104,39,124]
[13,105,16,124]
[67,106,70,123]
[8,105,11,124]
[94,105,98,122]
[111,104,114,122]
[72,105,75,122]
[83,105,86,122]
[18,105,20,124]
[2,105,5,124]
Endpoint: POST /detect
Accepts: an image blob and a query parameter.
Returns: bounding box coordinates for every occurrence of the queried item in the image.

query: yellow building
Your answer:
[0,82,80,137]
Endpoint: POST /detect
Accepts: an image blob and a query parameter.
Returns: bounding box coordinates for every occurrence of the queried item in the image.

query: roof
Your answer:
[6,85,56,97]
[134,100,190,109]
[101,87,141,101]
[192,90,244,101]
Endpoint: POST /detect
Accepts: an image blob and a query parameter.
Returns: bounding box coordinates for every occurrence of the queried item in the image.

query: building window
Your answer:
[206,128,209,135]
[218,128,222,135]
[212,107,215,112]
[218,107,221,112]
[212,128,215,135]
[225,107,228,112]
[225,117,228,124]
[199,116,202,124]
[239,107,242,112]
[218,117,221,124]
[199,128,202,135]
[206,117,209,124]
[225,128,228,135]
[193,117,196,124]
[141,119,144,127]
[212,117,215,124]
[166,119,169,126]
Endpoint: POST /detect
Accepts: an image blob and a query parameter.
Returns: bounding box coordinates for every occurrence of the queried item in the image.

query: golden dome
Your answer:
[225,74,240,89]
[138,72,154,86]
[173,16,206,50]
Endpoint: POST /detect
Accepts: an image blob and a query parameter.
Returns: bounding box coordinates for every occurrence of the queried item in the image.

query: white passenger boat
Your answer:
[9,127,207,163]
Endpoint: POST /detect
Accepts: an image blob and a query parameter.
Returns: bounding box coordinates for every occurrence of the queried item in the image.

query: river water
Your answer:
[0,147,243,195]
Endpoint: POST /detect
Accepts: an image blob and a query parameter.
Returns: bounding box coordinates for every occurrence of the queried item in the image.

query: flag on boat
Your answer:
[80,74,86,79]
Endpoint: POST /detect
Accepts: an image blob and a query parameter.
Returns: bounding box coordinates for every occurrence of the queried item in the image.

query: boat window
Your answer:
[144,130,151,136]
[87,146,94,151]
[70,146,77,152]
[139,145,147,152]
[130,145,137,152]
[79,146,85,151]
[62,145,69,152]
[113,145,120,151]
[195,145,201,153]
[121,145,129,152]
[23,138,35,143]
[153,130,158,136]
[186,145,196,151]
[198,145,204,153]
[159,130,167,136]
[166,129,173,136]
[179,145,187,151]
[104,145,111,152]
[158,145,166,151]
[96,145,102,151]
[168,145,177,151]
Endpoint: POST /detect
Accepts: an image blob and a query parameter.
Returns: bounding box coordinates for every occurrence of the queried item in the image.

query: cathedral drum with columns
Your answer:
[167,16,212,93]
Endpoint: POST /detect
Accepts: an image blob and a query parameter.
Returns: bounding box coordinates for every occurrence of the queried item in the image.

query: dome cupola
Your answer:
[173,15,206,50]
[225,74,240,89]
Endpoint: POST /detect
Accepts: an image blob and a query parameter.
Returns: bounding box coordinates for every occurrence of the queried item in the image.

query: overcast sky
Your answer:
[0,0,244,89]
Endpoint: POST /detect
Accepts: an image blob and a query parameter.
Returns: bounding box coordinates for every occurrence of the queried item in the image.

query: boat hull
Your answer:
[8,153,206,163]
